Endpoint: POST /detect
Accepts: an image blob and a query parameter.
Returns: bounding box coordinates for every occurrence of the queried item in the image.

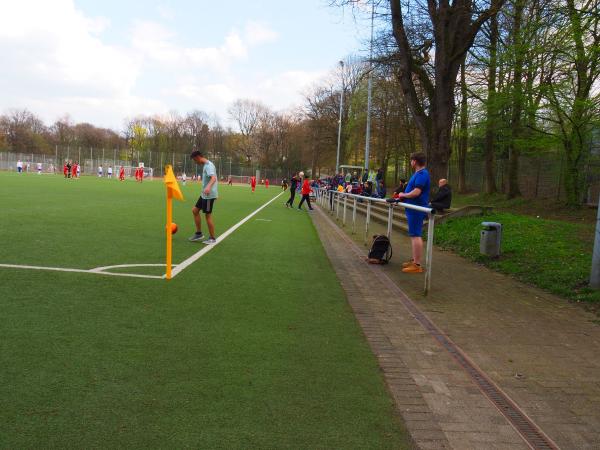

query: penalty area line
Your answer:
[170,191,285,279]
[0,263,164,280]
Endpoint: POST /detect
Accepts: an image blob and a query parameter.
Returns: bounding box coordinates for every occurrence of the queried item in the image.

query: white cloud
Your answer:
[164,69,326,123]
[130,19,276,70]
[156,4,176,21]
[0,1,313,130]
[255,70,327,109]
[244,21,279,45]
[0,0,143,126]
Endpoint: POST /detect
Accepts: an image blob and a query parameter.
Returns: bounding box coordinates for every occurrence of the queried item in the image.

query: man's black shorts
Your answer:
[195,197,216,214]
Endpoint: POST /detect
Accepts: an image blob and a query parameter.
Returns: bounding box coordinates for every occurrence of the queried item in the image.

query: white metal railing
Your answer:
[314,188,435,295]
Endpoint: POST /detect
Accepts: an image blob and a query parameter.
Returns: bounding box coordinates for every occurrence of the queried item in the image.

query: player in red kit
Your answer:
[119,166,125,181]
[265,179,270,188]
[250,176,256,192]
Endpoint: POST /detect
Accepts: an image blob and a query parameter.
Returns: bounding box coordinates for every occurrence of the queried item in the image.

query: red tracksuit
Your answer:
[298,179,313,210]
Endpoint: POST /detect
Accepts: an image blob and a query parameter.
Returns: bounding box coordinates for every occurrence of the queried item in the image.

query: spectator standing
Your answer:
[395,153,431,274]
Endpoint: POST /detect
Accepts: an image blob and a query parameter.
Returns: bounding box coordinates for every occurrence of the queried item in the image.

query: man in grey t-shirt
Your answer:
[189,150,218,244]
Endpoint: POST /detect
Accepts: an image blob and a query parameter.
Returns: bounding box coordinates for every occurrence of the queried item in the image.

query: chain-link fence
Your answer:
[0,147,290,183]
[447,154,600,205]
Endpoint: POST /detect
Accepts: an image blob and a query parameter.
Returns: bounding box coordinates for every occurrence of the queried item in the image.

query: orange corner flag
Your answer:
[164,165,184,201]
[164,164,183,281]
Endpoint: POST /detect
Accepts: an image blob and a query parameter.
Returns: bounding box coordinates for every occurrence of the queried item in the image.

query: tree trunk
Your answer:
[426,87,456,185]
[457,62,469,193]
[507,0,526,199]
[484,13,499,194]
[562,142,581,206]
[388,0,505,187]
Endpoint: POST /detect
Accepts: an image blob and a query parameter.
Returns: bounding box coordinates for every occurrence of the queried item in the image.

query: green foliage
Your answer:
[435,212,599,303]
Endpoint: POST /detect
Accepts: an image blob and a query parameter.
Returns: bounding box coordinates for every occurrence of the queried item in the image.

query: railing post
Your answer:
[365,201,371,244]
[343,195,348,226]
[352,197,357,234]
[387,204,393,238]
[425,214,435,295]
[336,193,340,220]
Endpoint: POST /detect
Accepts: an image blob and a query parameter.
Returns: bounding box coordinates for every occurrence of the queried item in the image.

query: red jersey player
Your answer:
[265,179,270,188]
[119,166,125,181]
[250,176,256,192]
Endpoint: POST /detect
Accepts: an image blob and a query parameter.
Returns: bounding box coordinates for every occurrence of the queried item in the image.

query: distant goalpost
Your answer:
[228,175,251,184]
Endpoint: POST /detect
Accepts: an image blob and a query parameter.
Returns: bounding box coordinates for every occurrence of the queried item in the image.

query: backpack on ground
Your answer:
[367,235,392,265]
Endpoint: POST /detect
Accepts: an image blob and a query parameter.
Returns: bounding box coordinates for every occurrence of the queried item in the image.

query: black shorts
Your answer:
[195,197,216,214]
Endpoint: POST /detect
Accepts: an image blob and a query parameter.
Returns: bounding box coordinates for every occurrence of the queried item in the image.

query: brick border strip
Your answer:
[314,207,560,450]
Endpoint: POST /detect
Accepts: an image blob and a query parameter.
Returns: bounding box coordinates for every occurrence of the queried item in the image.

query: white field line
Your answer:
[0,263,164,279]
[171,191,285,278]
[89,263,174,273]
[0,193,284,280]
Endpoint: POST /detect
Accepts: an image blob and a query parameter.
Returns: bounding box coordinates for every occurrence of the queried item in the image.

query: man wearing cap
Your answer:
[189,150,218,244]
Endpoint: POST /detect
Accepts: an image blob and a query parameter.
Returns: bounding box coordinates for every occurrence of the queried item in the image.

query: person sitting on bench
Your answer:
[430,179,452,212]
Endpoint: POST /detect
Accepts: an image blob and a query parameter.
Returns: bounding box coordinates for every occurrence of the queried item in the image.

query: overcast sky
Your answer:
[0,0,371,130]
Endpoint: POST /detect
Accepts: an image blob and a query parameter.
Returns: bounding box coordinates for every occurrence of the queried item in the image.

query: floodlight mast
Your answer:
[364,1,375,172]
[335,60,344,175]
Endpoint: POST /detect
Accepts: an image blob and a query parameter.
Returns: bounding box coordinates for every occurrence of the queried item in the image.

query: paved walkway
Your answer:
[310,205,600,450]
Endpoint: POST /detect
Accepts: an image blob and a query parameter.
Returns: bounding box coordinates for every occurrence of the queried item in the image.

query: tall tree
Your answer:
[387,0,506,182]
[457,60,469,193]
[544,0,600,205]
[506,0,526,198]
[483,12,499,193]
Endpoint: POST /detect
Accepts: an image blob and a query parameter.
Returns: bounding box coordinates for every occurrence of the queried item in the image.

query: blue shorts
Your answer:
[406,210,426,237]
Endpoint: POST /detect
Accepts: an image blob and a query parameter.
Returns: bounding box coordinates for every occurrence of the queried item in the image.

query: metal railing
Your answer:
[314,188,435,295]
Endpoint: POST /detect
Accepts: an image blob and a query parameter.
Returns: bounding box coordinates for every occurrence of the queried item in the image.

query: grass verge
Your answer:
[435,212,598,303]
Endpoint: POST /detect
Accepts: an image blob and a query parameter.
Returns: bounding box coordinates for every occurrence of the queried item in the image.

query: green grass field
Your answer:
[435,212,598,303]
[0,173,409,448]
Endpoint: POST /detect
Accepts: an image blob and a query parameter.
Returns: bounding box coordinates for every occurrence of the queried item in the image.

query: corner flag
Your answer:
[164,165,184,280]
[164,165,184,200]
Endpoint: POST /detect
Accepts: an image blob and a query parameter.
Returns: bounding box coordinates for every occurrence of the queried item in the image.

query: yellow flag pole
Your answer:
[166,188,173,280]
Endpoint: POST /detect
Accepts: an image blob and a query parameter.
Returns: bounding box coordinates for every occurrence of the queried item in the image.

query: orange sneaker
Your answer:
[402,260,414,268]
[402,263,424,273]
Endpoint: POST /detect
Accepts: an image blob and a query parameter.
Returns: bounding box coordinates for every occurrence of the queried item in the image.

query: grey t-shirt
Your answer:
[201,161,218,199]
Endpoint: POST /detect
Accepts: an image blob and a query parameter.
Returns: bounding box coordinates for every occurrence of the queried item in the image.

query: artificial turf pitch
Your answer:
[0,172,409,448]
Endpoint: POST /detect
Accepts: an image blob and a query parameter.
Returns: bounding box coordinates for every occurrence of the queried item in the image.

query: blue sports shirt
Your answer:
[404,168,430,207]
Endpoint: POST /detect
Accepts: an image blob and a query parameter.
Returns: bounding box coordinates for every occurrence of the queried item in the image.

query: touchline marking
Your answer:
[171,191,285,278]
[0,263,164,280]
[89,263,174,273]
[0,194,284,281]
